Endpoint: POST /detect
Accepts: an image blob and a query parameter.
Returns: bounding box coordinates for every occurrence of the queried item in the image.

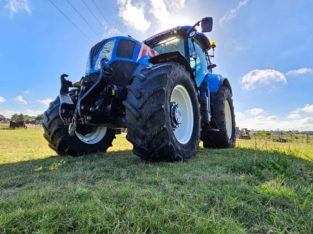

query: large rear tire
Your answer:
[42,98,116,156]
[201,86,236,148]
[124,62,200,161]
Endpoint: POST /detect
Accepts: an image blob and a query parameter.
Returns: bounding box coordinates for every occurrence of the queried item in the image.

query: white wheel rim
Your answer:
[224,100,232,139]
[170,85,194,144]
[75,126,107,144]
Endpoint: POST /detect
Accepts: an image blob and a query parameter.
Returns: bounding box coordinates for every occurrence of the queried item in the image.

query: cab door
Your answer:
[188,38,209,87]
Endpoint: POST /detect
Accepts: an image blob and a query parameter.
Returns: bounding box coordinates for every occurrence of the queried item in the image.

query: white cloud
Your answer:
[287,104,313,119]
[149,0,189,31]
[0,96,6,104]
[0,109,17,118]
[117,0,151,32]
[116,0,189,33]
[167,0,186,9]
[37,98,53,107]
[246,108,264,116]
[220,0,249,26]
[236,114,313,131]
[0,109,41,118]
[237,104,313,130]
[287,112,301,120]
[288,104,313,119]
[265,115,277,121]
[286,68,312,76]
[235,111,246,120]
[5,0,31,17]
[101,21,123,37]
[14,95,27,105]
[300,117,313,125]
[25,109,42,116]
[105,26,121,36]
[150,0,170,27]
[301,104,313,113]
[241,69,287,90]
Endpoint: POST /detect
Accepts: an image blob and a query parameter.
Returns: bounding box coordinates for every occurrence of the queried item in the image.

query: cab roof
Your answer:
[144,26,211,50]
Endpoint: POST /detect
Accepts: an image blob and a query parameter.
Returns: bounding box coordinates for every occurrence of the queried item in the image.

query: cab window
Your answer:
[189,38,208,82]
[152,36,185,57]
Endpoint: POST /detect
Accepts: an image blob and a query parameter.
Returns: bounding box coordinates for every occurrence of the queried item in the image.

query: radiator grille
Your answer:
[116,39,136,59]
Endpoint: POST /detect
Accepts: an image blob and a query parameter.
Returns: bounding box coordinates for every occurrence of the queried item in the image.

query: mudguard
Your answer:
[202,74,232,95]
[149,51,194,79]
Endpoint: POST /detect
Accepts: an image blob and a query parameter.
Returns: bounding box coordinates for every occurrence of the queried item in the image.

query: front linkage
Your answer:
[59,59,126,136]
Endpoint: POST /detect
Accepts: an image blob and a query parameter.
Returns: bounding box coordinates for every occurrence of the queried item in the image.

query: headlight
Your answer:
[94,40,116,70]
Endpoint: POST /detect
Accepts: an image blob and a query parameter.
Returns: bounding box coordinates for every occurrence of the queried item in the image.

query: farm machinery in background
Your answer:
[9,121,27,129]
[238,128,251,140]
[43,17,236,161]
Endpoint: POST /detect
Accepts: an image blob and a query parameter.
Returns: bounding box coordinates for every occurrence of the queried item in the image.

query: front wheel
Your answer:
[201,86,236,148]
[124,62,200,161]
[42,98,116,156]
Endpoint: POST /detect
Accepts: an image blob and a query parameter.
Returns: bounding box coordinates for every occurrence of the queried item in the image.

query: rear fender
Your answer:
[203,74,232,95]
[149,52,195,80]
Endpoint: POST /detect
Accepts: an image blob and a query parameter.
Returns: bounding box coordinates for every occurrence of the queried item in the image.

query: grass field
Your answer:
[0,127,312,233]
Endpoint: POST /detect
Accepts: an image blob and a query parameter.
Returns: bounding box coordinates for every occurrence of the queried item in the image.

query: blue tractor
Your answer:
[43,17,236,161]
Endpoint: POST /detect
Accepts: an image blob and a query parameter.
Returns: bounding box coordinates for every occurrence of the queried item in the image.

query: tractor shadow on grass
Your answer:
[0,150,143,196]
[0,149,140,175]
[0,147,312,188]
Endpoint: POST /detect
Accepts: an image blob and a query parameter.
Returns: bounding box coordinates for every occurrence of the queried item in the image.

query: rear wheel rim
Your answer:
[75,126,107,144]
[224,100,232,139]
[170,85,194,144]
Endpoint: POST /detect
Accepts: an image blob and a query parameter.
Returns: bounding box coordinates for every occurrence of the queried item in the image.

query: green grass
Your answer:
[237,137,313,162]
[0,128,312,233]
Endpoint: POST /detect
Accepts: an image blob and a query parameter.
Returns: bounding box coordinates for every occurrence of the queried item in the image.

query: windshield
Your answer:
[152,36,185,56]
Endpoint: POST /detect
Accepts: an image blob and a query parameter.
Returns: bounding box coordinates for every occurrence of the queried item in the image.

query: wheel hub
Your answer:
[170,85,194,144]
[75,126,107,144]
[171,102,183,127]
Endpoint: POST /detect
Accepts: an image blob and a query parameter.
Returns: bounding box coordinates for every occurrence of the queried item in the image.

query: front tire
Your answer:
[124,62,200,161]
[42,98,116,156]
[201,86,236,148]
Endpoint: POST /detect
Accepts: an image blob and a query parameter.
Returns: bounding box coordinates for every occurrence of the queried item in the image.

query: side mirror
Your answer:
[201,17,213,33]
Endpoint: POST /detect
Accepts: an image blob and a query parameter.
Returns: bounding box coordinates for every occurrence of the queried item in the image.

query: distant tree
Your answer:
[24,115,32,123]
[35,114,43,121]
[11,114,26,122]
[0,114,5,121]
[10,113,43,124]
[11,114,19,121]
[17,114,24,122]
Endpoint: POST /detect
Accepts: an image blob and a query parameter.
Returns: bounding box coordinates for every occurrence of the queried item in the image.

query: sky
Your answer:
[0,0,313,130]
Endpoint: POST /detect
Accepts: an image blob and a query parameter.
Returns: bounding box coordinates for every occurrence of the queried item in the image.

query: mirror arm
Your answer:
[209,48,215,58]
[186,20,201,36]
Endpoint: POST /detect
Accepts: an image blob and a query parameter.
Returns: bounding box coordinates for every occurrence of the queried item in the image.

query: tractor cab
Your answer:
[144,18,216,86]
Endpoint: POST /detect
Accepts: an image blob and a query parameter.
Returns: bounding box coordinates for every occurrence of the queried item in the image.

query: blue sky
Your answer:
[0,0,313,130]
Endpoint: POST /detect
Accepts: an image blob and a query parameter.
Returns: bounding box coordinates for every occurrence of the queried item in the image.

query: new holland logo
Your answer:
[137,44,158,61]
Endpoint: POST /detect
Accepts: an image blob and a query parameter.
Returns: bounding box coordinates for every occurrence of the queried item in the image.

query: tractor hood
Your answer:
[85,36,157,75]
